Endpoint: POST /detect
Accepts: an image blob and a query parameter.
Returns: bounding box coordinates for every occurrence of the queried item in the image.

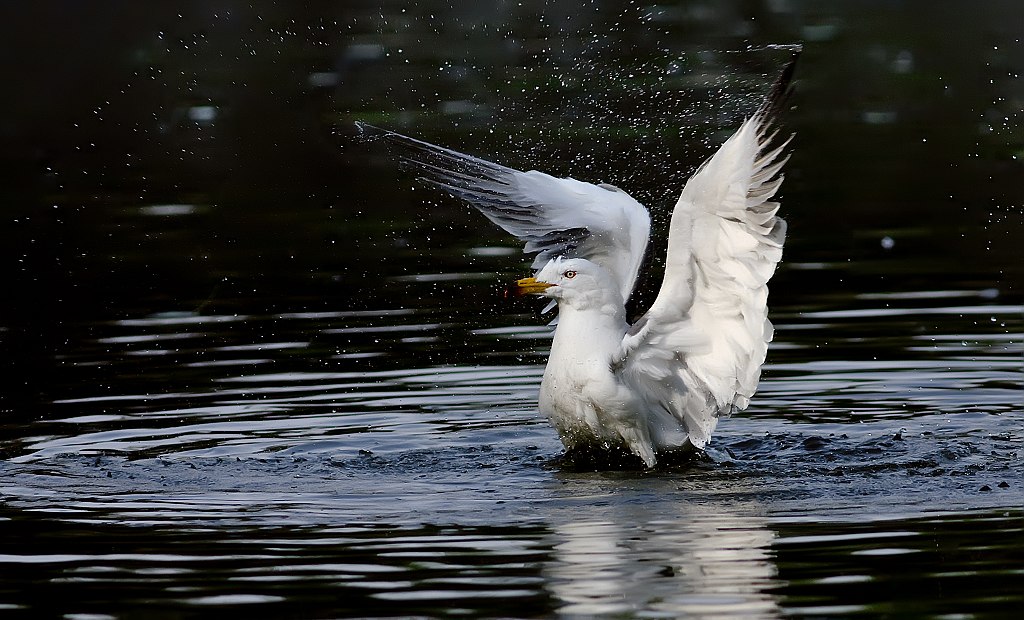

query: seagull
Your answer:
[357,58,797,468]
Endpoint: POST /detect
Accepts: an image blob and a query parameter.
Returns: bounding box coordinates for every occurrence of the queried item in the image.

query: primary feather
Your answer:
[359,56,797,467]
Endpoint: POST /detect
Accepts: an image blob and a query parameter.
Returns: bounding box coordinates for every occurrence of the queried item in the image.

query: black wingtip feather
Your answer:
[354,120,384,139]
[758,48,801,122]
[354,121,518,186]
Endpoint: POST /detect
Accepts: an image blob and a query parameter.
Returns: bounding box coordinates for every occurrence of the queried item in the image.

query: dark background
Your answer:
[2,0,1022,411]
[0,3,1021,617]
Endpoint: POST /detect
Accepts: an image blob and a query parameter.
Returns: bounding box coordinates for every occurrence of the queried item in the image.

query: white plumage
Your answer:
[359,58,797,467]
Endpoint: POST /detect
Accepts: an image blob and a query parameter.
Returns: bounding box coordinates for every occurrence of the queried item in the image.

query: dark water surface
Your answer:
[2,1,1022,618]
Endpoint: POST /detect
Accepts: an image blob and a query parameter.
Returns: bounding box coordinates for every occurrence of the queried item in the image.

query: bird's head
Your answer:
[508,257,622,311]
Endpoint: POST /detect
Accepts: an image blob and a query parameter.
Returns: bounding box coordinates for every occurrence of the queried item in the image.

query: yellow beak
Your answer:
[508,277,553,298]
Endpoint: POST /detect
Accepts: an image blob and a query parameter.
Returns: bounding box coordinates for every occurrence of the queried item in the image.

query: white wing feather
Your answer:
[357,123,651,304]
[619,70,794,449]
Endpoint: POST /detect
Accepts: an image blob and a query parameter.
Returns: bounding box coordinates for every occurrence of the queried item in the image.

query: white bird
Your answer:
[358,59,796,468]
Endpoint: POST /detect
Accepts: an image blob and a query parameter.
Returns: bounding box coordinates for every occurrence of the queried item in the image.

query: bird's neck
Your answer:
[549,302,628,365]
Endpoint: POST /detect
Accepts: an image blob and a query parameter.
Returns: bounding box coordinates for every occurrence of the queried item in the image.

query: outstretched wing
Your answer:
[618,57,797,449]
[357,122,651,304]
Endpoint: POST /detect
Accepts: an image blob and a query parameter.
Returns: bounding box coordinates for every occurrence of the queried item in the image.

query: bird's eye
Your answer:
[563,270,577,279]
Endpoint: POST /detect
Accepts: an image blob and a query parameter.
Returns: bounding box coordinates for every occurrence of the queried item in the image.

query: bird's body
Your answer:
[359,57,797,468]
[539,278,638,456]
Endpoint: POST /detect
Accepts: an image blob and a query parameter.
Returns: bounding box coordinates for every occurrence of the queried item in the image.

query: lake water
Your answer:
[1,1,1022,618]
